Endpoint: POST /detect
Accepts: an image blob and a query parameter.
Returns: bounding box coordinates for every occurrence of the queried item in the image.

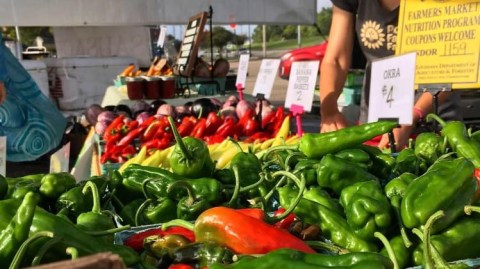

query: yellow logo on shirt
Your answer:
[360,20,386,49]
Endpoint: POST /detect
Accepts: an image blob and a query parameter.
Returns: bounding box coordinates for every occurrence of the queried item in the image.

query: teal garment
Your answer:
[0,34,66,161]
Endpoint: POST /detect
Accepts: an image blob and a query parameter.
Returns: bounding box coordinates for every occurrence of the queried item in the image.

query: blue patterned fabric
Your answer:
[0,34,66,161]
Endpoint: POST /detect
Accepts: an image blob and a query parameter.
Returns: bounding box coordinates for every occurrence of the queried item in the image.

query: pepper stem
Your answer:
[161,219,195,231]
[260,145,298,163]
[168,116,193,160]
[266,170,305,224]
[227,166,241,207]
[142,178,159,200]
[423,210,446,269]
[31,236,64,266]
[167,180,197,205]
[66,247,79,260]
[135,199,152,226]
[305,241,349,255]
[374,232,400,269]
[9,231,54,269]
[84,225,131,236]
[464,205,480,215]
[425,113,446,127]
[82,181,102,214]
[229,137,244,153]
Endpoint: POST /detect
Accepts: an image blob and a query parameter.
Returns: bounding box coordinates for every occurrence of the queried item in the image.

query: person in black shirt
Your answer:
[319,0,462,149]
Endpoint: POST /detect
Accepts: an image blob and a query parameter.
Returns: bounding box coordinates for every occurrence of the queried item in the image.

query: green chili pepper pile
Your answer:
[3,117,480,269]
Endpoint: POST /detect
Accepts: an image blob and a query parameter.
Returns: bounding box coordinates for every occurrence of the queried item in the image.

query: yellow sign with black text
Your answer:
[397,0,480,89]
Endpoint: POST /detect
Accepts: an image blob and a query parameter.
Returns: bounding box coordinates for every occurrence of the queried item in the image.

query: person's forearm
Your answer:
[319,60,350,116]
[413,91,452,122]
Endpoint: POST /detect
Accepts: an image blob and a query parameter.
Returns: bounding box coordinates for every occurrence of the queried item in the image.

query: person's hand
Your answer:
[320,110,348,133]
[377,125,414,151]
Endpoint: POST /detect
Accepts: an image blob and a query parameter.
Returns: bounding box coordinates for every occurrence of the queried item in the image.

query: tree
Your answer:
[317,7,332,36]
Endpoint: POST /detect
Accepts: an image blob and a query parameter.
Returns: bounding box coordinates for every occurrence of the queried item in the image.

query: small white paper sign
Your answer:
[252,59,280,99]
[50,142,71,173]
[285,61,320,112]
[0,137,6,176]
[368,52,417,125]
[235,54,250,88]
[157,26,167,48]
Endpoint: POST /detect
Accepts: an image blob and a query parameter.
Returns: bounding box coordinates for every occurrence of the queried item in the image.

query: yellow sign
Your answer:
[397,0,480,89]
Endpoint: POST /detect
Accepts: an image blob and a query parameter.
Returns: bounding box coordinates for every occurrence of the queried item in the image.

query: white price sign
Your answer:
[368,52,417,125]
[50,142,70,173]
[235,54,250,88]
[285,61,319,112]
[157,26,167,48]
[0,137,5,176]
[252,59,280,99]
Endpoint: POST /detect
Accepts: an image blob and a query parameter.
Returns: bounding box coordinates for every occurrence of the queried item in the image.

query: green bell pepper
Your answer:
[401,157,477,233]
[414,132,445,165]
[303,186,344,215]
[39,172,77,200]
[293,159,320,187]
[393,148,425,176]
[118,199,144,226]
[298,121,398,159]
[334,148,372,170]
[0,192,38,268]
[384,172,416,247]
[76,181,116,243]
[380,235,412,269]
[428,113,480,168]
[55,185,93,221]
[356,145,396,181]
[168,178,223,205]
[168,116,214,178]
[340,180,392,240]
[229,142,264,197]
[210,248,393,269]
[316,154,379,195]
[278,187,378,252]
[168,180,211,221]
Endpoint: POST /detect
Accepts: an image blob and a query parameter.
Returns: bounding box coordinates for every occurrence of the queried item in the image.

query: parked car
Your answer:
[278,41,328,80]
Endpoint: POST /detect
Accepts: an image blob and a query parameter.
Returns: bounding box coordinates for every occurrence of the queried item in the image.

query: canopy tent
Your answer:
[0,0,318,26]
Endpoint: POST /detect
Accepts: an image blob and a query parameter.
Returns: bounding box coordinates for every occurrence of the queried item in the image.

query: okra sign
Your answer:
[397,0,480,89]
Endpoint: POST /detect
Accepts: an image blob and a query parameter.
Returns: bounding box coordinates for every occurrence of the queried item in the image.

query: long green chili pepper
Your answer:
[298,121,398,159]
[168,116,214,178]
[427,113,480,168]
[0,192,39,268]
[31,235,63,266]
[136,178,177,225]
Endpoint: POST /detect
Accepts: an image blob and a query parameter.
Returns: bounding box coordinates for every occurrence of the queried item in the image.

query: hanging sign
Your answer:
[368,52,417,125]
[284,60,319,113]
[235,53,250,89]
[252,59,280,99]
[50,142,70,173]
[397,0,480,89]
[0,137,5,176]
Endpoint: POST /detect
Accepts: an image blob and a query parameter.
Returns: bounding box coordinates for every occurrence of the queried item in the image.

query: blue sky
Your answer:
[318,0,332,11]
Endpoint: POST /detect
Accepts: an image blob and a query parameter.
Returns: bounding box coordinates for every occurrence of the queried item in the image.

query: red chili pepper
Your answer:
[244,117,259,137]
[204,134,226,145]
[273,208,296,230]
[192,206,315,254]
[190,118,207,139]
[244,131,271,143]
[117,128,142,147]
[103,115,125,141]
[272,106,286,136]
[205,112,223,136]
[235,208,265,221]
[261,111,276,130]
[124,226,195,252]
[216,117,236,138]
[104,133,121,153]
[101,144,126,164]
[142,119,161,142]
[177,116,197,137]
[474,168,480,200]
[120,144,136,158]
[139,115,158,128]
[122,120,139,134]
[237,109,255,131]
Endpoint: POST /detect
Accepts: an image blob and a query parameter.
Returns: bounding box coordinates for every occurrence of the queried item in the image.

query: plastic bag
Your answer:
[0,33,67,161]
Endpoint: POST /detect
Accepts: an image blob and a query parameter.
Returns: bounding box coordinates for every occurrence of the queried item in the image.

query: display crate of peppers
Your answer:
[2,113,480,268]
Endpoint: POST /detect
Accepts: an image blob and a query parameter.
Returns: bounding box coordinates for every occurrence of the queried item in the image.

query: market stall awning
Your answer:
[0,0,317,26]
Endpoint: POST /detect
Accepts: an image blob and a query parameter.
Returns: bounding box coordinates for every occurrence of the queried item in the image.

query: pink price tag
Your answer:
[236,83,244,101]
[290,104,304,137]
